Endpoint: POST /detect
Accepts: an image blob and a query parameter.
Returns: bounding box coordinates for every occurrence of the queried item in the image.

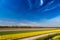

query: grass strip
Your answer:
[36,33,60,40]
[0,30,43,35]
[52,35,60,40]
[0,29,60,40]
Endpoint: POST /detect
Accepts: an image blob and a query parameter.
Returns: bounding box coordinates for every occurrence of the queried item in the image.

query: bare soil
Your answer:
[0,28,57,31]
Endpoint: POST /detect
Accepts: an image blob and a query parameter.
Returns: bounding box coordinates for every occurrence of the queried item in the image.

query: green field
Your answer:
[0,30,43,35]
[0,29,60,40]
[36,33,60,40]
[36,32,60,40]
[52,35,60,40]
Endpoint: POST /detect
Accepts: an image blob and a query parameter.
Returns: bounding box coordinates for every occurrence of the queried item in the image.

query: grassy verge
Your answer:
[0,30,43,35]
[52,35,60,40]
[36,33,60,40]
[0,29,60,40]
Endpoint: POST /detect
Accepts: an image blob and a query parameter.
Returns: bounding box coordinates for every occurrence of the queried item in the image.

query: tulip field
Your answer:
[52,35,60,40]
[36,31,60,40]
[0,28,60,40]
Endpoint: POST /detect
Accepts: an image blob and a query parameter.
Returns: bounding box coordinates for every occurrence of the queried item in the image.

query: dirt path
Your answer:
[19,32,57,40]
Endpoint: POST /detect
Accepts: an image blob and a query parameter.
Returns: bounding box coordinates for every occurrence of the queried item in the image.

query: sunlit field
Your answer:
[52,35,60,40]
[0,27,60,40]
[36,31,60,40]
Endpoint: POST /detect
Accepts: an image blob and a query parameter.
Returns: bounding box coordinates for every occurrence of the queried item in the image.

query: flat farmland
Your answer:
[0,28,60,40]
[0,28,58,31]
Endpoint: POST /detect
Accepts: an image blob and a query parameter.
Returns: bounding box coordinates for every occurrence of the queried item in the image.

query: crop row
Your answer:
[0,29,60,40]
[36,33,60,40]
[52,35,60,40]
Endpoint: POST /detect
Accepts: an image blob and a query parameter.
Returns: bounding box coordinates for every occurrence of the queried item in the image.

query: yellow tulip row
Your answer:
[0,29,60,40]
[52,35,60,40]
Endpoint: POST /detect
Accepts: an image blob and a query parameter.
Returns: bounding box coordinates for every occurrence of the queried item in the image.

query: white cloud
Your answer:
[44,5,58,12]
[40,0,44,6]
[48,0,54,5]
[0,16,60,27]
[18,22,40,26]
[18,16,60,27]
[0,20,17,26]
[43,0,60,12]
[44,16,60,27]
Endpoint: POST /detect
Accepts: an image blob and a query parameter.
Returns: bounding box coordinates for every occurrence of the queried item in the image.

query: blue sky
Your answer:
[0,0,60,26]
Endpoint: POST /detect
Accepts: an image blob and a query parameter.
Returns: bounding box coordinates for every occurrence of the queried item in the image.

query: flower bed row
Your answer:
[0,29,60,40]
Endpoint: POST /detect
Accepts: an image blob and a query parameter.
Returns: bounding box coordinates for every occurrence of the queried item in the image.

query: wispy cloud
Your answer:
[44,5,59,12]
[18,22,40,26]
[40,0,44,6]
[44,16,60,27]
[43,0,60,12]
[0,20,17,26]
[18,16,60,27]
[0,16,60,27]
